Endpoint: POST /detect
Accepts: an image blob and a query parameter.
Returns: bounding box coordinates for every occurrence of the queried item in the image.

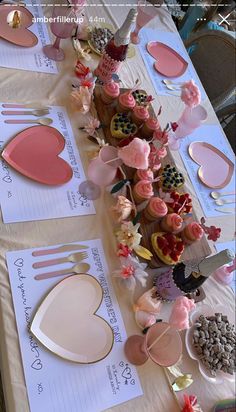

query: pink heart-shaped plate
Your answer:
[188,141,234,189]
[0,5,38,47]
[1,125,73,185]
[146,41,188,78]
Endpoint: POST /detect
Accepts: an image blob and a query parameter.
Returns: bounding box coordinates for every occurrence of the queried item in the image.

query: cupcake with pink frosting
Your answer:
[134,168,154,183]
[131,105,150,126]
[180,221,204,244]
[144,196,168,222]
[160,213,183,233]
[132,180,154,204]
[117,91,136,113]
[101,81,120,104]
[141,117,160,139]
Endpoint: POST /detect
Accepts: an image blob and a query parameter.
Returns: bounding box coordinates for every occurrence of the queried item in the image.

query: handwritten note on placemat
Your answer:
[6,239,143,412]
[0,0,58,74]
[0,104,95,222]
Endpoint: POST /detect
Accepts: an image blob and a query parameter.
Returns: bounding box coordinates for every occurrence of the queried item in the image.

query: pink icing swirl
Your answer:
[119,92,136,108]
[185,222,204,240]
[103,81,120,97]
[148,197,168,217]
[133,105,150,121]
[134,180,154,199]
[165,213,183,231]
[145,117,160,130]
[136,168,154,181]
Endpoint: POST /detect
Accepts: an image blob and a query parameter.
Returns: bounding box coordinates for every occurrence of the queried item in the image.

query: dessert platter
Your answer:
[93,85,211,268]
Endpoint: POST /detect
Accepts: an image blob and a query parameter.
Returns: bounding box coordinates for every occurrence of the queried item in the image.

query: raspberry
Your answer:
[165,233,175,242]
[172,192,180,201]
[170,252,178,261]
[162,246,170,256]
[176,242,184,252]
[157,237,165,248]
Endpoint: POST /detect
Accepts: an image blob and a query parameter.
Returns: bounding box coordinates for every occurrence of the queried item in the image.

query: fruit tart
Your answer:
[110,113,138,139]
[165,191,192,215]
[158,164,185,192]
[151,232,185,265]
[132,89,147,106]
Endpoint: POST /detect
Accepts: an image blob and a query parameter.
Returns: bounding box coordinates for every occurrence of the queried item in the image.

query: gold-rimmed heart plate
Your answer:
[30,274,114,363]
[188,141,234,189]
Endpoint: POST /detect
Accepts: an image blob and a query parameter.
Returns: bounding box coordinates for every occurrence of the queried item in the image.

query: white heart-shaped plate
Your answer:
[31,275,114,363]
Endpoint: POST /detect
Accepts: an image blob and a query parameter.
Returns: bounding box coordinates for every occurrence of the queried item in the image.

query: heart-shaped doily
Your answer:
[188,141,234,189]
[110,113,138,139]
[0,5,38,47]
[146,41,188,78]
[1,126,73,185]
[31,275,114,363]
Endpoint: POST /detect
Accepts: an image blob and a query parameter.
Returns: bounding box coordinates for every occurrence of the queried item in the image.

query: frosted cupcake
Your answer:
[133,168,154,183]
[132,180,154,204]
[141,117,160,139]
[160,213,183,233]
[117,92,136,113]
[180,222,204,245]
[144,197,168,222]
[101,81,120,104]
[131,105,150,126]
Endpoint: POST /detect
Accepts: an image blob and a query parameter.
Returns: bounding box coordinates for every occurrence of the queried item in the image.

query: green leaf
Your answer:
[110,179,129,194]
[132,212,141,225]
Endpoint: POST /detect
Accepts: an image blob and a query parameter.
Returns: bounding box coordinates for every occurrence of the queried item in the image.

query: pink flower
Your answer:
[75,60,90,78]
[182,395,202,412]
[83,117,100,136]
[71,86,92,114]
[118,138,150,170]
[117,243,132,258]
[148,143,167,169]
[181,80,201,108]
[171,122,178,132]
[120,265,135,279]
[110,195,133,223]
[200,217,222,241]
[153,129,169,146]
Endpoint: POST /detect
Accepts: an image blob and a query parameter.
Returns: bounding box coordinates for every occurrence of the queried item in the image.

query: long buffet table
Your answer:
[0,1,235,412]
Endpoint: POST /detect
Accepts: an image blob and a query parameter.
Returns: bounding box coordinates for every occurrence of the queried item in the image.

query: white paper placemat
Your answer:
[138,29,206,98]
[179,124,235,218]
[6,239,143,412]
[215,241,235,293]
[0,0,58,74]
[0,104,95,223]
